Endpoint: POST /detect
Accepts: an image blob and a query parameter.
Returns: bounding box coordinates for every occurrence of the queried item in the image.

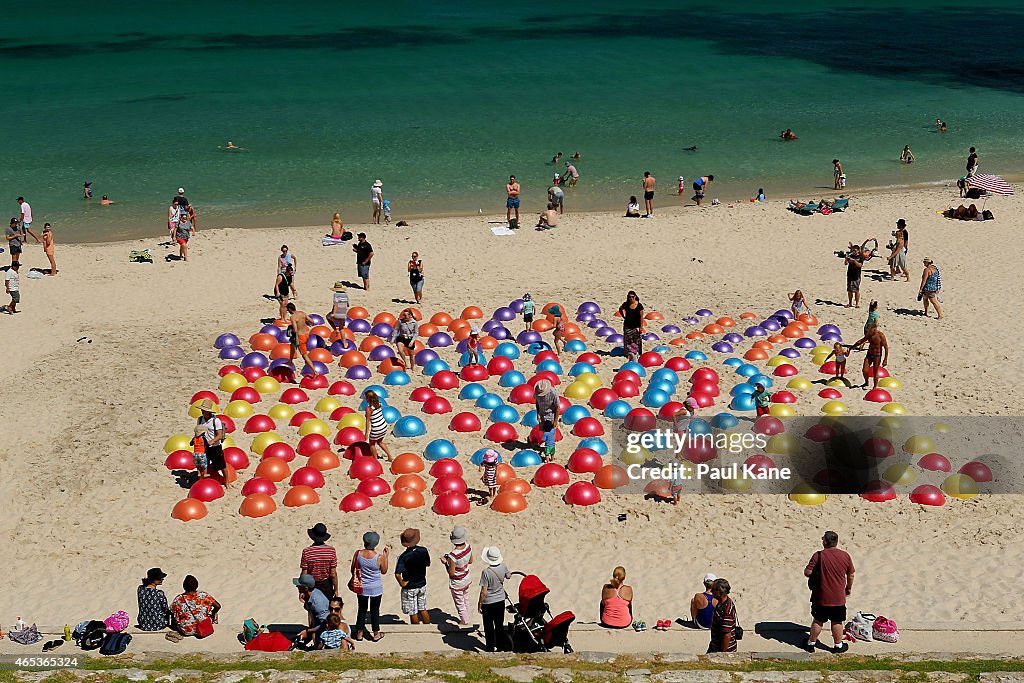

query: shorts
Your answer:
[168,221,178,231]
[22,223,31,230]
[811,604,847,624]
[523,313,534,324]
[396,336,414,350]
[10,244,21,255]
[506,197,520,209]
[922,289,939,300]
[176,237,188,246]
[644,191,655,201]
[756,405,770,417]
[846,278,861,293]
[401,586,427,614]
[9,291,20,304]
[205,445,226,472]
[193,452,208,469]
[357,264,371,279]
[411,278,424,293]
[551,195,563,207]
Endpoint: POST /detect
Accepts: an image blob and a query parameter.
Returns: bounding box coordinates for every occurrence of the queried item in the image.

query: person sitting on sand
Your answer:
[900,145,915,164]
[169,575,221,639]
[317,611,355,651]
[286,302,318,376]
[599,567,633,629]
[536,202,559,229]
[293,573,330,648]
[944,204,981,220]
[754,188,766,202]
[689,574,718,629]
[788,290,810,318]
[625,196,641,218]
[137,568,171,632]
[330,212,344,238]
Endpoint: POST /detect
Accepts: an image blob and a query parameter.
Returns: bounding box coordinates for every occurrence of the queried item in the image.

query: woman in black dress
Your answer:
[618,291,645,362]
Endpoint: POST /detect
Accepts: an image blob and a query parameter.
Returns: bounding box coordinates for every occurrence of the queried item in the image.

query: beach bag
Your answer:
[8,624,42,645]
[242,618,264,643]
[75,620,107,650]
[104,610,130,633]
[872,616,900,643]
[245,631,292,652]
[195,617,215,639]
[99,632,132,656]
[348,572,363,595]
[807,551,822,591]
[845,611,875,641]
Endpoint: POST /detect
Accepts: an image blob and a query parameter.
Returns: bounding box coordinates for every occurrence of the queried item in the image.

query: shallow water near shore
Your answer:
[3,0,1023,242]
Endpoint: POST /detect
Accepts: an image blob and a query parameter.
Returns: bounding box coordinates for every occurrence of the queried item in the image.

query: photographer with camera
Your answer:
[844,244,865,308]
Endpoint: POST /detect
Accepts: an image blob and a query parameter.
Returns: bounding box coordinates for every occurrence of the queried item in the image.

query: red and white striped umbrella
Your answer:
[966,174,1015,195]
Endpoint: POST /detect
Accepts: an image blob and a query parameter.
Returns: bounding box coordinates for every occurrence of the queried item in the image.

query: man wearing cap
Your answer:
[804,530,855,653]
[478,546,511,652]
[293,573,330,647]
[195,399,227,485]
[547,183,565,214]
[353,233,374,291]
[137,568,171,631]
[395,528,431,625]
[689,574,719,629]
[175,188,197,230]
[441,526,474,626]
[371,180,384,224]
[6,218,25,266]
[301,523,339,598]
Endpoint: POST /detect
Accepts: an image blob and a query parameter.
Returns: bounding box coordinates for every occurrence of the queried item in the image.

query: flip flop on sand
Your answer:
[165,632,184,643]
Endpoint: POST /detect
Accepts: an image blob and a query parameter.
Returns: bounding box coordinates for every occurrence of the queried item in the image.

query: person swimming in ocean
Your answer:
[571,151,581,160]
[551,152,563,165]
[936,119,947,133]
[780,129,798,141]
[220,141,244,150]
[683,146,698,152]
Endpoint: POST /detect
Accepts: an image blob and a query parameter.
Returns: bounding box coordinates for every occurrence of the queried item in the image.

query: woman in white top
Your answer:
[371,180,384,224]
[168,198,181,241]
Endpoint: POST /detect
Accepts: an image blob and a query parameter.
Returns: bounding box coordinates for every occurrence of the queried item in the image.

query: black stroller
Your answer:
[504,572,575,653]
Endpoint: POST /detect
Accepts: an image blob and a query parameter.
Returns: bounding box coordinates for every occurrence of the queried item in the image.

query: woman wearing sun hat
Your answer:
[478,546,511,652]
[533,380,560,462]
[371,180,384,224]
[441,527,474,626]
[195,399,226,485]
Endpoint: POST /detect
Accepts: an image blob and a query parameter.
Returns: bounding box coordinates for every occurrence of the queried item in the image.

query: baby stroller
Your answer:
[504,572,575,653]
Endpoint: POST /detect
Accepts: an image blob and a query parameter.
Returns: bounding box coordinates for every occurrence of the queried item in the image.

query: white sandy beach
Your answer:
[0,186,1022,656]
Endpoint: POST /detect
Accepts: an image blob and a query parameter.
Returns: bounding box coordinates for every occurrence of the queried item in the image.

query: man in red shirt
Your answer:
[300,523,339,598]
[803,530,855,653]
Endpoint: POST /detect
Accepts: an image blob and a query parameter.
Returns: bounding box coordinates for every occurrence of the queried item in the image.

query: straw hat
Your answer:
[196,398,217,414]
[533,379,553,396]
[373,179,383,188]
[330,281,347,292]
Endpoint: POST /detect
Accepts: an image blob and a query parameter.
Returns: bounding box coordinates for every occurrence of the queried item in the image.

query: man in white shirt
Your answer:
[3,261,20,314]
[16,197,40,244]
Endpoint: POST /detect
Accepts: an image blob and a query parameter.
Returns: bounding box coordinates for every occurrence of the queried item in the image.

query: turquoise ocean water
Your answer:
[2,1,1024,242]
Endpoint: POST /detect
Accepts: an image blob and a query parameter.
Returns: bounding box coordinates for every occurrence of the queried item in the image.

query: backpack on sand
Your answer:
[99,632,132,656]
[75,620,107,650]
[242,618,264,643]
[844,611,875,641]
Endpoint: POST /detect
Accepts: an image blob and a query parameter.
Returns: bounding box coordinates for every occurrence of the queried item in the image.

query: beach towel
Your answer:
[322,232,353,246]
[129,249,153,263]
[244,631,292,652]
[490,226,516,236]
[8,624,42,645]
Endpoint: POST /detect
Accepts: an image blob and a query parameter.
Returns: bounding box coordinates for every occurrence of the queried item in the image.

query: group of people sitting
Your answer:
[137,568,222,642]
[788,196,849,214]
[598,570,732,641]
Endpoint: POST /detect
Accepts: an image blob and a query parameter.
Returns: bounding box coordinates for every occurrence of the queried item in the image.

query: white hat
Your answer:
[177,187,185,194]
[703,573,717,585]
[482,546,504,566]
[373,179,383,187]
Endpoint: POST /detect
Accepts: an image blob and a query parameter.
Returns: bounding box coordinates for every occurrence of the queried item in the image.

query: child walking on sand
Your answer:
[192,425,209,479]
[521,293,535,332]
[788,290,811,319]
[363,390,393,462]
[752,383,772,417]
[824,342,850,387]
[480,449,499,503]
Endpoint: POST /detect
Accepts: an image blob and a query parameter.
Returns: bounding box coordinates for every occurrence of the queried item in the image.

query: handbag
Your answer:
[195,617,214,639]
[872,616,900,643]
[733,602,744,641]
[348,558,363,595]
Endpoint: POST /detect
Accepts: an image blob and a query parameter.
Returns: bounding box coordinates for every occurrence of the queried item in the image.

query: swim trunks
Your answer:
[846,278,860,293]
[506,197,520,209]
[644,191,654,201]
